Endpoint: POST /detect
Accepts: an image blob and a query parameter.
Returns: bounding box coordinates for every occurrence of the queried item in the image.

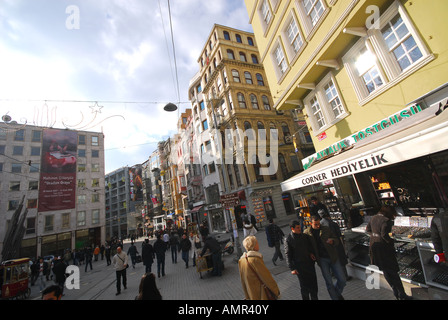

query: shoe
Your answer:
[124,286,127,290]
[272,259,277,266]
[116,292,121,296]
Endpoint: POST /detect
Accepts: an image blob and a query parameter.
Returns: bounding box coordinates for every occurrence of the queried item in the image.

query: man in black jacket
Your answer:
[265,219,285,265]
[199,236,222,276]
[179,234,192,268]
[153,234,167,277]
[285,220,318,300]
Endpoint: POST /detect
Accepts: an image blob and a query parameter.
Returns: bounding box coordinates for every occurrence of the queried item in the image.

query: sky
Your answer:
[0,0,253,173]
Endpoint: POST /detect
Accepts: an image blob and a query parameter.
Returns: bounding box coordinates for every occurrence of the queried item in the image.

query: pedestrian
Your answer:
[127,242,139,269]
[189,232,201,267]
[100,244,105,260]
[112,246,128,295]
[304,215,346,300]
[285,220,319,300]
[366,206,412,300]
[243,217,257,238]
[265,219,285,265]
[72,249,79,266]
[248,212,259,231]
[162,231,170,246]
[52,256,67,296]
[309,196,329,218]
[41,284,63,300]
[105,243,112,266]
[199,221,209,242]
[30,258,39,286]
[179,233,192,268]
[238,235,280,300]
[37,257,49,292]
[153,234,167,278]
[135,273,162,300]
[169,232,180,264]
[63,249,72,266]
[320,211,351,280]
[142,239,155,273]
[84,247,93,272]
[93,245,100,261]
[199,235,222,276]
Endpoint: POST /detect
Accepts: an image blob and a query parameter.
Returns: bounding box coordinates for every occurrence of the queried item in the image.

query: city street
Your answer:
[29,223,397,301]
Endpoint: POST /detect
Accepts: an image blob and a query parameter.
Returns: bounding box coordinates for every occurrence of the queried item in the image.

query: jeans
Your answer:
[116,269,127,293]
[85,258,92,272]
[181,251,189,267]
[171,246,177,263]
[38,274,46,291]
[156,254,165,276]
[211,252,222,276]
[272,241,284,262]
[319,257,346,300]
[145,263,153,273]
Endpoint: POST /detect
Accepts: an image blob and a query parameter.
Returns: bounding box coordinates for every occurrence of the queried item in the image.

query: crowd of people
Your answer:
[36,202,426,301]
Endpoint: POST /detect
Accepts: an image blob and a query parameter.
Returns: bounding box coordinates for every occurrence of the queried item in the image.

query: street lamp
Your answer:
[163,102,178,112]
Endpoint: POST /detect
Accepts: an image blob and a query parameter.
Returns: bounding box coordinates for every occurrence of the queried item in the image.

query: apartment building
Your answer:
[189,24,311,231]
[0,123,105,260]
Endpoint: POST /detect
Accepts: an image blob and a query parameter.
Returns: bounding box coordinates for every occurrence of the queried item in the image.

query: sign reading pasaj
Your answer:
[38,129,78,213]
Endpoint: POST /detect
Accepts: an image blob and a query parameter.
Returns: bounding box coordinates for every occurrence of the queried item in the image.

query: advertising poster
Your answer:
[38,129,78,212]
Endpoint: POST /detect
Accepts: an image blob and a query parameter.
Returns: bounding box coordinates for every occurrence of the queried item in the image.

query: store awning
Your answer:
[281,107,448,191]
[190,205,203,213]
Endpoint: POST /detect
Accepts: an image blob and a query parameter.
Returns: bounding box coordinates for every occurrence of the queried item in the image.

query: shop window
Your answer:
[282,193,295,215]
[263,196,276,219]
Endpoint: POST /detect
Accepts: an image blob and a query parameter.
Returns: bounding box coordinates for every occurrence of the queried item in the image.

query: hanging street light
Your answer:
[163,102,178,112]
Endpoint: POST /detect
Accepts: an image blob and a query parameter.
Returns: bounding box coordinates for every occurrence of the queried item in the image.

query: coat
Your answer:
[265,223,284,247]
[366,213,399,272]
[303,225,339,264]
[238,251,280,300]
[142,242,155,265]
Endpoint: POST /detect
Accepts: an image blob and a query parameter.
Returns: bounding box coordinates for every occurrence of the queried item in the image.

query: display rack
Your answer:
[370,175,398,206]
[324,196,347,231]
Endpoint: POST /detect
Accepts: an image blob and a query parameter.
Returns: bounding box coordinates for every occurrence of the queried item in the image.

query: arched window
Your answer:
[232,70,240,82]
[227,49,235,60]
[248,37,254,46]
[244,121,252,130]
[251,54,259,64]
[256,73,265,86]
[244,72,253,84]
[223,31,230,40]
[250,94,259,109]
[262,95,271,110]
[236,34,242,43]
[237,93,246,108]
[239,52,247,62]
[257,121,266,140]
[270,122,278,140]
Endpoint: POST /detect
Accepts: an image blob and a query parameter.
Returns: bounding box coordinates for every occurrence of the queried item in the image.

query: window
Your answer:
[78,135,86,145]
[13,146,23,155]
[244,72,253,84]
[78,179,86,188]
[92,150,99,158]
[92,178,100,187]
[251,54,259,64]
[223,69,228,84]
[92,163,100,172]
[200,100,205,111]
[31,146,40,156]
[77,211,86,227]
[247,37,254,46]
[78,195,86,204]
[196,84,202,93]
[0,130,6,140]
[209,162,216,173]
[92,193,100,203]
[217,76,223,92]
[223,31,230,40]
[14,129,24,141]
[78,149,86,157]
[304,73,348,133]
[273,42,288,78]
[227,49,235,60]
[236,34,242,43]
[256,74,265,86]
[11,163,21,173]
[284,14,304,57]
[296,0,328,37]
[262,96,271,110]
[29,181,38,190]
[343,1,431,102]
[32,130,41,142]
[250,94,259,109]
[237,93,247,109]
[91,136,99,146]
[261,0,272,26]
[29,163,39,173]
[203,164,209,176]
[232,70,240,83]
[45,215,54,232]
[26,217,36,235]
[202,119,208,131]
[0,145,4,154]
[78,163,86,172]
[10,181,20,191]
[8,200,19,211]
[62,213,70,229]
[239,52,247,62]
[27,199,37,209]
[92,209,100,224]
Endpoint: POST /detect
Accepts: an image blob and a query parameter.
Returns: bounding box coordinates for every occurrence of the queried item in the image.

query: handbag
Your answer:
[245,256,278,300]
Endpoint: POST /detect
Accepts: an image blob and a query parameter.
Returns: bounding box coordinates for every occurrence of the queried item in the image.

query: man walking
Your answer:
[304,215,346,300]
[154,234,167,278]
[179,233,192,268]
[285,220,319,300]
[265,219,285,265]
[112,246,128,295]
[199,235,222,276]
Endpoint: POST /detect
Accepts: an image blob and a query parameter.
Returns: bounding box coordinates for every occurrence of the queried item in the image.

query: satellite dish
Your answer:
[2,115,12,122]
[163,103,178,112]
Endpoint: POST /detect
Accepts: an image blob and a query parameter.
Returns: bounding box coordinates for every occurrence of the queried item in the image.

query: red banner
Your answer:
[38,129,78,212]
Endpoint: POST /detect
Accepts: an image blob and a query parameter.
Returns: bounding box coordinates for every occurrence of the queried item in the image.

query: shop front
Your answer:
[281,84,448,296]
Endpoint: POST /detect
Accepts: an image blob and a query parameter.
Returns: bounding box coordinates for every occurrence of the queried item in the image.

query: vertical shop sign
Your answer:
[38,129,78,212]
[252,197,266,223]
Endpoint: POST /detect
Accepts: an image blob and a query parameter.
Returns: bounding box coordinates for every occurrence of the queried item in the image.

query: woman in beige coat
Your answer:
[238,236,280,300]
